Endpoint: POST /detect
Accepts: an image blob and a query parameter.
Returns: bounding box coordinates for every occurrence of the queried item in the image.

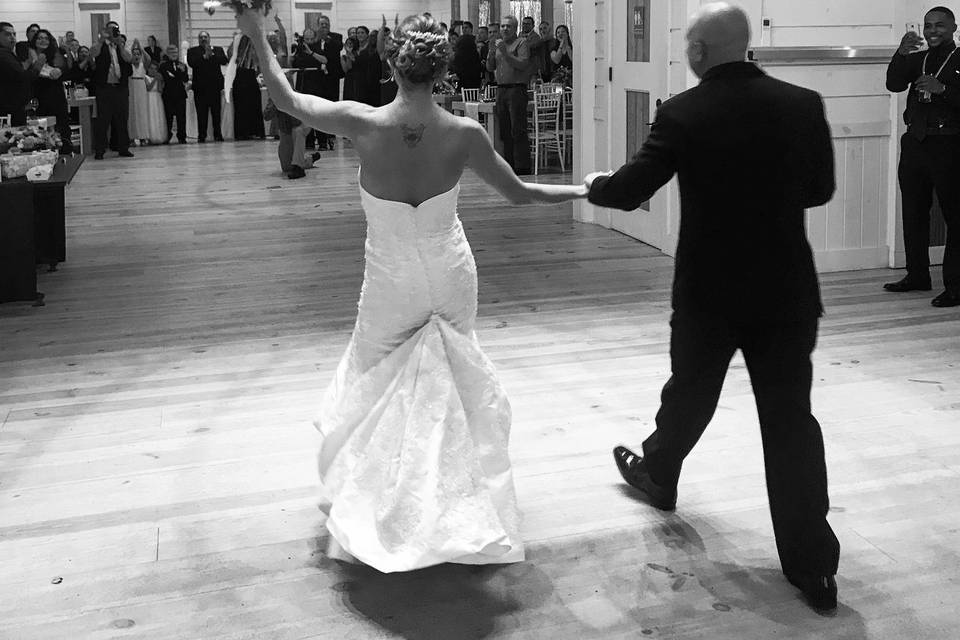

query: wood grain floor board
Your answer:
[1,142,959,639]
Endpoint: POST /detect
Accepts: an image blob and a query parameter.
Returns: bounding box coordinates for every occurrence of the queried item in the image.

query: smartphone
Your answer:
[906,22,928,50]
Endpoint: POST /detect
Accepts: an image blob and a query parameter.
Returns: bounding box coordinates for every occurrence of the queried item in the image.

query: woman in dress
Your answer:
[550,25,573,83]
[127,40,151,145]
[229,36,265,140]
[354,26,382,107]
[144,62,168,144]
[237,9,587,573]
[27,29,74,153]
[340,36,361,102]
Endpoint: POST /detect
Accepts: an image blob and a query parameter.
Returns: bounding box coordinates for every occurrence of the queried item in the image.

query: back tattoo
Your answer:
[401,124,426,148]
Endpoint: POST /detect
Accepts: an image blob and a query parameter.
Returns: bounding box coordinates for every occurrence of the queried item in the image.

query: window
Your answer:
[479,0,491,27]
[510,0,542,26]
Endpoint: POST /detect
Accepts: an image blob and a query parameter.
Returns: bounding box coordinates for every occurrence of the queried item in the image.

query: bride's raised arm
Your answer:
[236,7,371,140]
[465,120,587,205]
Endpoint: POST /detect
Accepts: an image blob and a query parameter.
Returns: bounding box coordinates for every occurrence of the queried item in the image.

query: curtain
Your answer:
[510,0,542,25]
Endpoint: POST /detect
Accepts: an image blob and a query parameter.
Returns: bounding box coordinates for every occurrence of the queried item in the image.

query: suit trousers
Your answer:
[495,85,531,173]
[163,95,186,142]
[897,133,960,291]
[94,83,129,154]
[641,311,840,577]
[194,90,222,141]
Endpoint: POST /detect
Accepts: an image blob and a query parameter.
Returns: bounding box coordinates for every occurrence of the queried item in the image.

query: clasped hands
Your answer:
[915,74,947,95]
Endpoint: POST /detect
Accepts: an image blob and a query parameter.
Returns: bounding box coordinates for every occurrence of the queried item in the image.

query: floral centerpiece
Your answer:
[203,0,273,16]
[0,125,62,179]
[550,66,572,88]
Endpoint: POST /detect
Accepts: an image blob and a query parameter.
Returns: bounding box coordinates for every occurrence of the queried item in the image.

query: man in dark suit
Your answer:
[89,21,134,159]
[293,15,342,150]
[159,45,189,144]
[0,22,31,125]
[885,6,960,307]
[187,31,228,142]
[585,3,840,615]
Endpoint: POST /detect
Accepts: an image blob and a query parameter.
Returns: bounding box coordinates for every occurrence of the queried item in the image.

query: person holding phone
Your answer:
[89,20,134,159]
[886,6,960,307]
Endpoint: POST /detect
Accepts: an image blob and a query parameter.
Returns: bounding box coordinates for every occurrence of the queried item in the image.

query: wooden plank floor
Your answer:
[2,141,959,639]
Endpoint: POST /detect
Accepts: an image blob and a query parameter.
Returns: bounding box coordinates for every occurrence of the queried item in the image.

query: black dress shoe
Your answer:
[883,276,932,292]
[118,150,134,158]
[612,446,677,510]
[786,573,838,616]
[287,165,306,179]
[931,290,960,307]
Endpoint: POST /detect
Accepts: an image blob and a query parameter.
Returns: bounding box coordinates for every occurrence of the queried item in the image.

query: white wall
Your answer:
[0,0,165,45]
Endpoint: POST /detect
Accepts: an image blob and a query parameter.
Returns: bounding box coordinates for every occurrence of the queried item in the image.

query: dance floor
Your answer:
[1,141,959,639]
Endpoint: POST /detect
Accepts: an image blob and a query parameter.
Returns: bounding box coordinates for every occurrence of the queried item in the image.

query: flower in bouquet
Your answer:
[203,0,273,16]
[550,66,572,88]
[0,125,62,155]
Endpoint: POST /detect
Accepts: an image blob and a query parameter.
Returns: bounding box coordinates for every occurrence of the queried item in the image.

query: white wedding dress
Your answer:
[314,171,525,573]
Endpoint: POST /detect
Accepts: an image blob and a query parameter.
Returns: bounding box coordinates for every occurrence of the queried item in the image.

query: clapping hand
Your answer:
[235,3,273,38]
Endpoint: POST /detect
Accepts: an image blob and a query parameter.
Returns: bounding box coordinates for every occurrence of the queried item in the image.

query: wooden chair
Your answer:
[484,85,497,101]
[460,88,481,102]
[561,88,574,166]
[530,90,564,174]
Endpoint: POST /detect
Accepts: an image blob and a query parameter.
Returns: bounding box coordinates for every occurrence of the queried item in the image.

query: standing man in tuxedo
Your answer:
[89,21,134,159]
[452,21,482,89]
[314,16,343,149]
[159,45,189,144]
[585,3,840,615]
[885,6,960,307]
[188,31,227,142]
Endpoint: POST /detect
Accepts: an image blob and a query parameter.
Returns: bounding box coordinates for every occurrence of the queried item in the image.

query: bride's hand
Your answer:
[235,4,272,38]
[583,171,611,189]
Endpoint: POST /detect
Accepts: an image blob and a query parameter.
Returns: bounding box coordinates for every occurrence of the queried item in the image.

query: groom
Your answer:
[584,3,841,615]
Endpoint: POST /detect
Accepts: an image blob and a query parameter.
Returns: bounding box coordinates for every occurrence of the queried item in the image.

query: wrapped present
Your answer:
[0,149,59,179]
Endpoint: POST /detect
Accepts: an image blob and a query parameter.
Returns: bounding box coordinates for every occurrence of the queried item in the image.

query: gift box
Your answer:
[0,149,59,179]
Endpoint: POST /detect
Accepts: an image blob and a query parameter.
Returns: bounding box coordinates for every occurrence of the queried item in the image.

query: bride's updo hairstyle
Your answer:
[385,14,450,85]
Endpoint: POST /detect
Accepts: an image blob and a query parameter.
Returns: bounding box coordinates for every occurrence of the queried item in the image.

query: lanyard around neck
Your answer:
[923,47,958,79]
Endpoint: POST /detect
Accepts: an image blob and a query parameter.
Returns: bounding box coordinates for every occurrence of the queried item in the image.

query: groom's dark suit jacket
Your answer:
[589,61,835,321]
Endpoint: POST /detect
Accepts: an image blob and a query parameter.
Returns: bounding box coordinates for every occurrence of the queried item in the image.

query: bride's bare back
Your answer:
[352,101,472,207]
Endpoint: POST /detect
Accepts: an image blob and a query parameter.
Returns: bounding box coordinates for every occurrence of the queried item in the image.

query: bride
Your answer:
[237,9,587,573]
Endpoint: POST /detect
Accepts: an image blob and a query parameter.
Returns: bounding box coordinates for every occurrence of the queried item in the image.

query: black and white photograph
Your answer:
[1,1,959,638]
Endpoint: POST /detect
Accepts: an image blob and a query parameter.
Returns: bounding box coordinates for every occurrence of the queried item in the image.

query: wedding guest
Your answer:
[89,20,134,159]
[187,31,227,142]
[353,26,381,106]
[477,26,491,85]
[487,16,532,174]
[57,30,74,54]
[27,28,74,153]
[520,16,541,62]
[550,25,573,81]
[144,35,164,64]
[229,35,265,140]
[533,21,556,82]
[347,26,357,39]
[159,45,188,143]
[294,16,342,149]
[452,20,482,89]
[16,23,39,61]
[377,23,398,105]
[0,21,31,125]
[128,39,151,145]
[340,35,361,101]
[143,62,167,144]
[62,38,92,85]
[885,6,960,307]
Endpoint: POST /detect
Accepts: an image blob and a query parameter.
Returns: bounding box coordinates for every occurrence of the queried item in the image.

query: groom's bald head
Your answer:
[686,2,751,78]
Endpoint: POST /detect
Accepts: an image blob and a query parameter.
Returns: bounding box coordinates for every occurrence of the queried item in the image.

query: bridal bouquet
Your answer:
[203,0,273,16]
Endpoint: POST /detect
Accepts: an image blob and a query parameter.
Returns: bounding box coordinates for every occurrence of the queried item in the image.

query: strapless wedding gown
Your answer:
[314,173,525,573]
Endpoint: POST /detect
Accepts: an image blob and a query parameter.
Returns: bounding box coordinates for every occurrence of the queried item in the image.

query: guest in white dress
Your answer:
[127,40,151,144]
[237,10,588,573]
[144,63,168,144]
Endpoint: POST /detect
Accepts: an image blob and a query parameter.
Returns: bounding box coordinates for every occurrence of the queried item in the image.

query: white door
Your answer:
[606,0,676,254]
[76,1,126,47]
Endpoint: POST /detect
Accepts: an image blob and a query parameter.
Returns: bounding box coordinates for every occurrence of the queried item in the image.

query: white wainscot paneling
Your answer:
[336,1,426,31]
[124,0,168,43]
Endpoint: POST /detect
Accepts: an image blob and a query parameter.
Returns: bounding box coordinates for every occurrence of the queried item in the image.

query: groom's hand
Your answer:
[583,171,612,190]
